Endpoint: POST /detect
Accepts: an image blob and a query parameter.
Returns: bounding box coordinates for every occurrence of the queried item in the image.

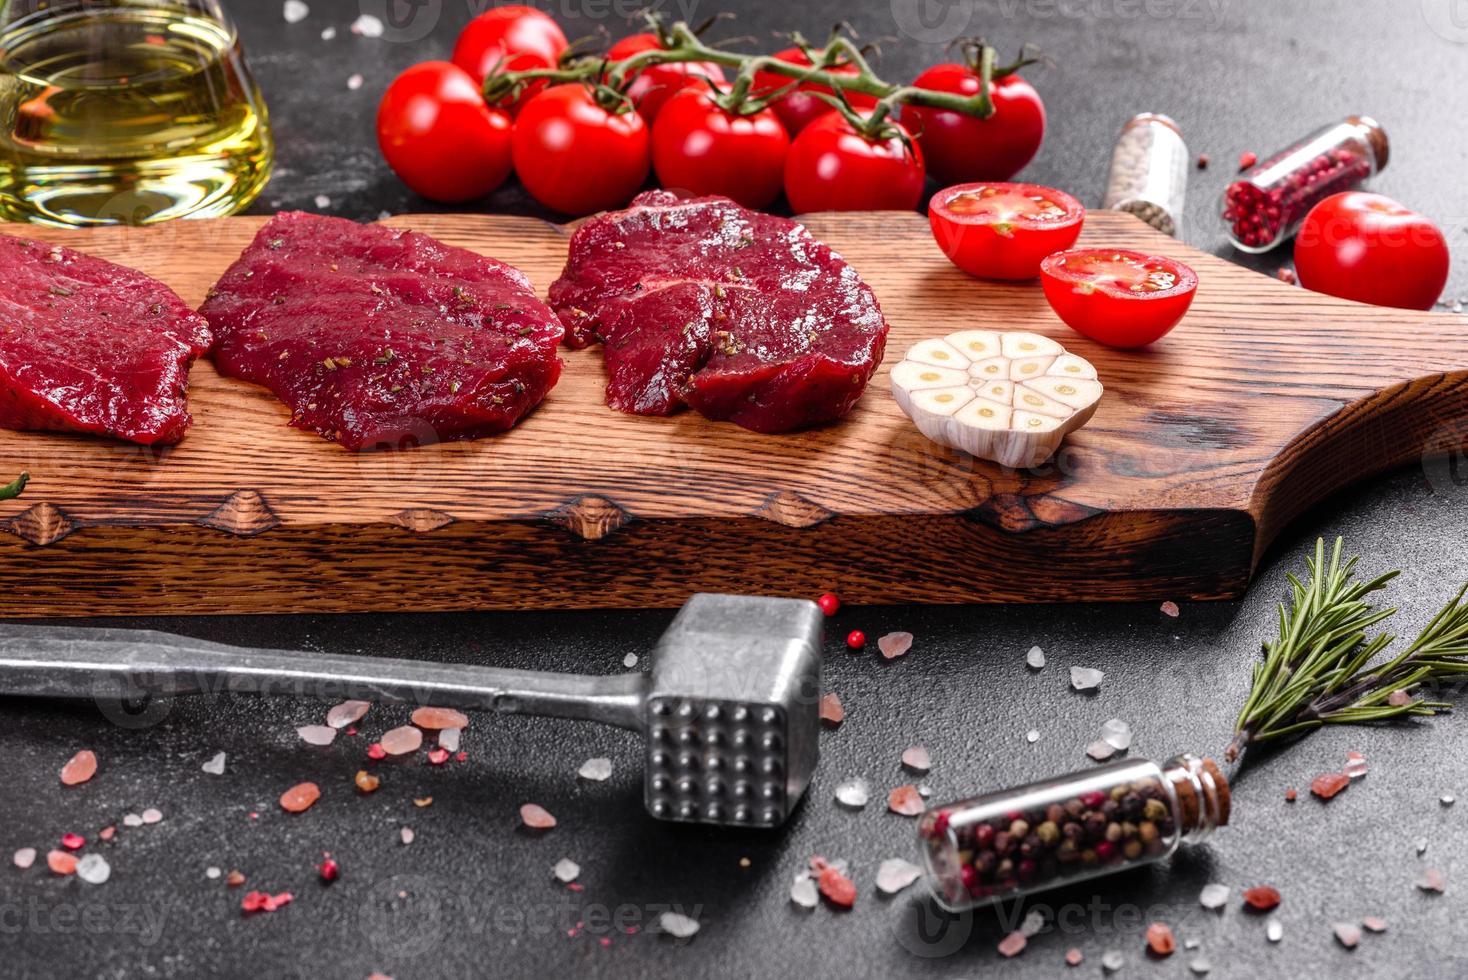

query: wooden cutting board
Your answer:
[1,211,1464,616]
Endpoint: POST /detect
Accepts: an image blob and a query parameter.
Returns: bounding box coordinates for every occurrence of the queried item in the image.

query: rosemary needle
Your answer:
[1228,537,1468,764]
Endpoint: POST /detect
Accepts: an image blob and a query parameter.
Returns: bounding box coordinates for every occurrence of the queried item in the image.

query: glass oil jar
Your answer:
[0,0,273,226]
[918,754,1230,910]
[1101,113,1188,237]
[1221,116,1388,253]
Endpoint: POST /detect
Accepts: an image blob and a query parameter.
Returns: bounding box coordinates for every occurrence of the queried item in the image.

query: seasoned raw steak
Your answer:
[202,213,563,451]
[0,235,211,445]
[548,191,889,433]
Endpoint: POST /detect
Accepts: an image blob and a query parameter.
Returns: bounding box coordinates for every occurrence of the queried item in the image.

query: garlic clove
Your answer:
[955,396,1013,430]
[969,356,1010,381]
[1013,386,1074,419]
[1009,355,1057,381]
[1001,332,1064,359]
[905,338,969,370]
[945,329,1003,361]
[892,361,970,391]
[974,378,1014,403]
[1047,353,1098,380]
[1024,376,1105,410]
[1013,410,1063,433]
[909,386,975,415]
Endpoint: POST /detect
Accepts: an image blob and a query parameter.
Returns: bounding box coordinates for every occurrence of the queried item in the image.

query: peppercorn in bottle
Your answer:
[917,754,1229,910]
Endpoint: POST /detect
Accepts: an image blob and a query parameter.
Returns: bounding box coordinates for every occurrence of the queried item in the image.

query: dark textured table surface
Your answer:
[5,1,1468,978]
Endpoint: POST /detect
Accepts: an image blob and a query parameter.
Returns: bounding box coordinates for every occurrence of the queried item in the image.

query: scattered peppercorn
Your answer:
[817,593,841,616]
[846,630,866,650]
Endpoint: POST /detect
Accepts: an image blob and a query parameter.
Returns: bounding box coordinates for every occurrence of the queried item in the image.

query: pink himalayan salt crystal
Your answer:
[47,850,77,875]
[521,803,557,830]
[1065,948,1084,966]
[997,930,1027,958]
[141,808,163,824]
[13,848,36,869]
[400,827,415,845]
[1333,923,1361,949]
[1344,751,1368,779]
[280,782,321,813]
[1362,916,1387,933]
[297,725,337,746]
[326,700,371,729]
[411,706,470,730]
[819,693,844,726]
[877,632,913,660]
[901,745,931,773]
[888,785,925,817]
[1160,600,1180,618]
[1387,689,1412,707]
[438,728,462,752]
[1417,868,1447,893]
[60,750,98,786]
[380,725,423,756]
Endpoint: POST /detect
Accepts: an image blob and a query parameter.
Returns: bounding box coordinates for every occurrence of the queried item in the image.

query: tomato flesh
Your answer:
[929,182,1084,280]
[1040,249,1198,348]
[1294,192,1449,311]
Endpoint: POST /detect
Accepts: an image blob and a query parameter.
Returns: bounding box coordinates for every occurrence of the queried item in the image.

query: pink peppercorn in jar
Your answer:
[1221,116,1389,253]
[917,753,1230,910]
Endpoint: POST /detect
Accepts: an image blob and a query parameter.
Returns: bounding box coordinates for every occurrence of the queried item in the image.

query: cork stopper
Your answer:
[1346,115,1389,172]
[1166,754,1231,836]
[1126,112,1183,138]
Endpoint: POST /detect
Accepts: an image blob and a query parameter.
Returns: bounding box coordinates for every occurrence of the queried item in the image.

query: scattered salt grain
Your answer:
[400,827,415,845]
[834,778,870,809]
[1344,751,1367,779]
[1266,917,1283,942]
[1415,837,1428,856]
[141,808,163,825]
[578,757,612,781]
[1020,908,1047,937]
[314,194,332,210]
[553,858,580,883]
[297,725,337,746]
[1160,600,1180,618]
[411,707,469,730]
[438,728,462,752]
[1026,729,1040,743]
[327,700,370,729]
[60,750,98,786]
[1101,949,1124,972]
[1183,938,1200,950]
[1065,948,1084,966]
[1199,883,1230,910]
[122,814,143,828]
[320,26,335,40]
[350,14,383,37]
[1101,718,1133,751]
[790,875,819,908]
[1416,868,1447,893]
[1189,957,1211,975]
[819,692,844,725]
[202,751,227,775]
[659,911,700,939]
[1086,740,1117,762]
[380,726,423,756]
[1441,794,1456,807]
[887,785,924,816]
[206,867,222,880]
[901,745,931,773]
[1071,666,1104,691]
[1387,689,1412,706]
[283,0,308,24]
[1362,916,1387,933]
[520,803,556,830]
[76,854,110,885]
[997,931,1027,958]
[1333,923,1360,949]
[875,858,922,895]
[13,848,36,869]
[623,652,639,668]
[918,784,932,797]
[878,632,913,660]
[1026,645,1046,670]
[347,73,364,90]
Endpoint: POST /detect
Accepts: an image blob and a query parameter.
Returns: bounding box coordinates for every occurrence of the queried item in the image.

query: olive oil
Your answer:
[0,3,272,226]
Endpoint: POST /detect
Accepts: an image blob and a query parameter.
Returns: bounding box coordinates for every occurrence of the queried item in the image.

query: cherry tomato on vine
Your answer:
[376,61,514,203]
[783,111,924,213]
[1040,249,1198,348]
[903,64,1045,184]
[511,84,650,216]
[929,182,1084,280]
[751,46,878,135]
[452,5,568,109]
[652,86,789,209]
[607,32,726,124]
[1294,192,1449,311]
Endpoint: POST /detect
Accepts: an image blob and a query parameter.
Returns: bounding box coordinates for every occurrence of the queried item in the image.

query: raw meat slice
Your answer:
[201,212,564,451]
[548,191,889,433]
[0,235,211,445]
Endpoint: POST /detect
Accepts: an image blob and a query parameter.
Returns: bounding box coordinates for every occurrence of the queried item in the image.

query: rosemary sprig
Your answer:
[1228,537,1468,764]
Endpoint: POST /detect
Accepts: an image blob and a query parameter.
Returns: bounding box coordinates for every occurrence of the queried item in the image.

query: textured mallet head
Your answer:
[644,594,823,827]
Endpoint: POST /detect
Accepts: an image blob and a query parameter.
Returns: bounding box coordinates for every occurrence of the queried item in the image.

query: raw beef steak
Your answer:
[202,213,563,451]
[548,191,889,432]
[0,235,211,445]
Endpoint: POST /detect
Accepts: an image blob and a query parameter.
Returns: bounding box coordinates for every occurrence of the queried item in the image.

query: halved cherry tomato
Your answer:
[929,182,1084,280]
[376,61,513,203]
[1294,192,1449,311]
[453,5,568,84]
[1040,249,1198,348]
[652,86,789,209]
[510,84,650,216]
[751,46,878,136]
[607,33,726,124]
[903,65,1045,184]
[783,111,924,213]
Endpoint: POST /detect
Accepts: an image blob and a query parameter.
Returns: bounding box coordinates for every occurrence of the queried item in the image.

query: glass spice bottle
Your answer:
[1221,116,1388,253]
[1101,113,1189,237]
[917,753,1230,911]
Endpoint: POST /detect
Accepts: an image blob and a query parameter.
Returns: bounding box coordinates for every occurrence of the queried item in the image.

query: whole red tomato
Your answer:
[783,112,924,213]
[511,85,650,216]
[1294,192,1450,311]
[452,5,567,110]
[751,46,878,135]
[376,61,514,203]
[903,65,1045,184]
[607,33,726,124]
[652,87,789,208]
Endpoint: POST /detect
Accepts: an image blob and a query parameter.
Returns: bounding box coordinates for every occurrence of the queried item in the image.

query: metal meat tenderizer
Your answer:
[0,594,823,828]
